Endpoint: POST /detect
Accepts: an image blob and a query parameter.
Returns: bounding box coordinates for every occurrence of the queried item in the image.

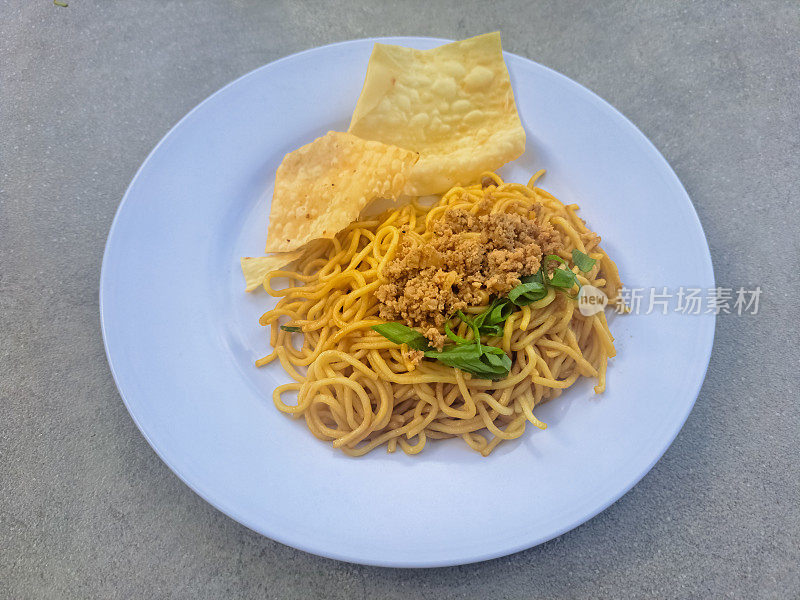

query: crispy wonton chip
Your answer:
[240,251,304,292]
[265,131,418,252]
[348,32,525,196]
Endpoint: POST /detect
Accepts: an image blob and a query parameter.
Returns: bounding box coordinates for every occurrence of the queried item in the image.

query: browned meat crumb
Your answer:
[376,202,562,349]
[406,349,425,366]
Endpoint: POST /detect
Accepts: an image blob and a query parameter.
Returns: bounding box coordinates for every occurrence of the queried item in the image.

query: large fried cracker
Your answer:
[349,32,525,196]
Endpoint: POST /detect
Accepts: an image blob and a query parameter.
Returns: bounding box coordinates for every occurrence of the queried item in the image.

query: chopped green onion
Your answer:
[370,323,431,351]
[548,268,578,289]
[372,319,511,380]
[542,255,580,291]
[508,280,547,306]
[456,310,482,351]
[424,342,510,380]
[572,249,597,272]
[444,320,471,345]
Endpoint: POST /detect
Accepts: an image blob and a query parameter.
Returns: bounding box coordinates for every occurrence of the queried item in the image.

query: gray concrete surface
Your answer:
[2,1,799,598]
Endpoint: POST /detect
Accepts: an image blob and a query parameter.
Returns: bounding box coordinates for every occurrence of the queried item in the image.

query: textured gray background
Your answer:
[2,1,799,598]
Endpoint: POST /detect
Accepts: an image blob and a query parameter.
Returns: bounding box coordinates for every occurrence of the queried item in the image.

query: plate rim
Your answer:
[99,36,716,567]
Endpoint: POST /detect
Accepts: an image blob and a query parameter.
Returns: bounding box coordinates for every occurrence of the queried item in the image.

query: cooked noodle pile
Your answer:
[256,172,621,456]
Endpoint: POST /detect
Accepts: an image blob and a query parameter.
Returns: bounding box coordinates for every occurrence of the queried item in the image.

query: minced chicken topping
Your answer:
[376,200,562,350]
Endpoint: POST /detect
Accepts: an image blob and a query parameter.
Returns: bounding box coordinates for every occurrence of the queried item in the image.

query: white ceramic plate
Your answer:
[100,37,715,567]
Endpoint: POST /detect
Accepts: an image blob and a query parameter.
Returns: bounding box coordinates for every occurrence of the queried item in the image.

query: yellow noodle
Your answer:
[254,172,621,456]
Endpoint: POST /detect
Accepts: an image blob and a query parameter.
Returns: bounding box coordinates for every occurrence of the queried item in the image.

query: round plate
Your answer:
[100,37,715,567]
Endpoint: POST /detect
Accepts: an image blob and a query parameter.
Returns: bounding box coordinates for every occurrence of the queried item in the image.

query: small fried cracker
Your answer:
[240,251,304,292]
[265,131,418,252]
